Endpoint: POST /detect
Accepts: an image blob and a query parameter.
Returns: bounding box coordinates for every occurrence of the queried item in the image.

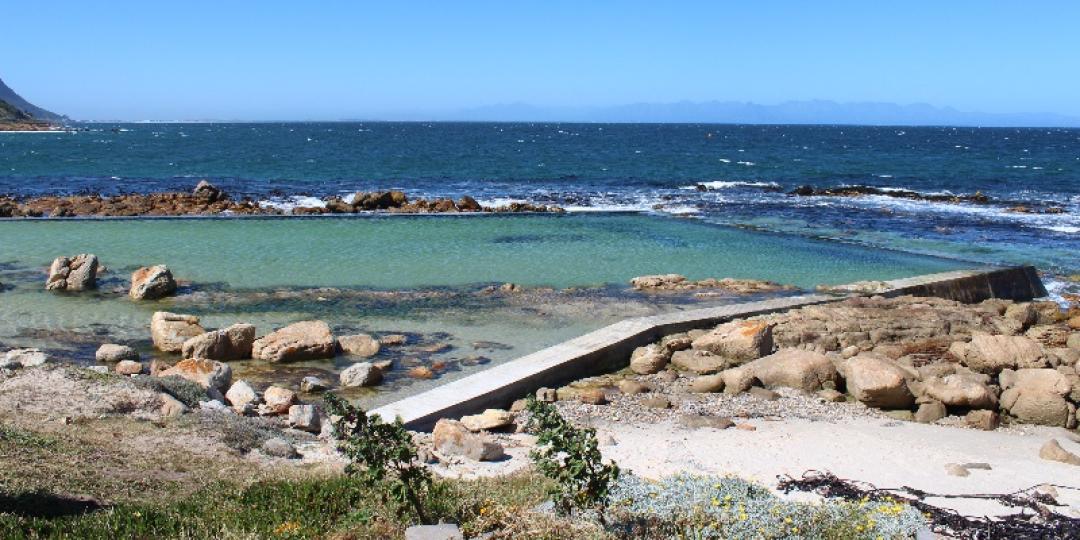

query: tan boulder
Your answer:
[999,368,1071,396]
[689,374,725,393]
[922,374,998,409]
[914,401,947,423]
[115,360,143,375]
[338,334,381,358]
[629,344,671,374]
[691,320,774,362]
[181,323,256,360]
[965,409,1000,430]
[432,419,504,461]
[340,362,383,387]
[252,320,336,362]
[262,386,297,415]
[158,358,232,392]
[96,343,139,363]
[151,311,205,353]
[1039,439,1080,466]
[225,380,259,412]
[719,366,757,394]
[460,409,513,432]
[948,334,1048,374]
[671,349,735,374]
[842,355,914,409]
[745,348,839,392]
[129,264,177,300]
[160,393,189,418]
[1000,387,1072,427]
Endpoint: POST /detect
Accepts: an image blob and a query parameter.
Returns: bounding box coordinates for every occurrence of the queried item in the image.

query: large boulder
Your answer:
[999,367,1074,427]
[129,265,177,300]
[45,254,98,291]
[922,374,998,409]
[193,180,225,202]
[339,362,383,387]
[432,419,504,461]
[999,368,1072,396]
[460,409,513,432]
[158,358,232,393]
[1,348,48,368]
[629,344,671,374]
[151,312,205,353]
[744,348,839,392]
[671,349,735,374]
[225,380,259,412]
[337,334,381,358]
[181,323,256,360]
[841,355,915,409]
[948,334,1048,374]
[95,343,139,363]
[691,320,773,362]
[262,386,297,415]
[252,321,336,362]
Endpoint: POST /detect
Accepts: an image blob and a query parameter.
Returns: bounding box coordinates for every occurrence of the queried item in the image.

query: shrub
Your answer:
[524,396,620,519]
[323,393,440,524]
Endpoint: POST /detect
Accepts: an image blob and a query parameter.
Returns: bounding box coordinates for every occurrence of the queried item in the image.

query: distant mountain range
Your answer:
[414,100,1080,127]
[0,77,65,122]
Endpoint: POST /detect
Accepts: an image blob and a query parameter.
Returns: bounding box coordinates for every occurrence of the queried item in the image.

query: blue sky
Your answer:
[4,1,1079,120]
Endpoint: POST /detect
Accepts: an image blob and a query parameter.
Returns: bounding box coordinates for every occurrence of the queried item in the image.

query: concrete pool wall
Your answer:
[371,266,1047,429]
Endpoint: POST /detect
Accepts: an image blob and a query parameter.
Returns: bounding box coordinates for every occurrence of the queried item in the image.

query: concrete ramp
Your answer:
[372,266,1046,430]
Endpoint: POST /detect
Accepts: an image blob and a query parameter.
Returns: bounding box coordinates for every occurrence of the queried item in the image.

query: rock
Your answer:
[915,401,947,423]
[630,274,688,290]
[338,333,381,358]
[432,419,504,461]
[656,370,679,383]
[618,380,649,394]
[457,196,482,212]
[159,358,232,392]
[149,358,172,376]
[114,360,143,375]
[579,388,607,405]
[818,389,845,402]
[404,523,464,540]
[965,409,1000,430]
[300,376,329,393]
[660,333,694,353]
[629,344,671,374]
[884,410,915,422]
[192,180,225,202]
[922,375,997,409]
[945,463,970,477]
[151,311,205,353]
[460,409,513,432]
[1005,303,1038,329]
[263,386,296,414]
[745,348,839,392]
[691,320,774,362]
[999,368,1071,396]
[199,399,229,413]
[225,380,259,412]
[1038,439,1080,466]
[948,334,1048,373]
[408,366,435,379]
[735,423,758,431]
[689,374,725,393]
[45,254,98,291]
[181,323,256,360]
[252,320,336,362]
[748,387,780,401]
[85,365,109,374]
[159,393,189,417]
[128,265,177,300]
[509,399,527,413]
[720,366,757,394]
[642,396,671,409]
[1000,386,1072,426]
[95,344,139,363]
[842,355,915,409]
[288,404,321,433]
[262,437,298,459]
[678,414,734,430]
[339,362,383,387]
[379,334,408,346]
[536,387,557,402]
[2,348,48,368]
[671,349,735,374]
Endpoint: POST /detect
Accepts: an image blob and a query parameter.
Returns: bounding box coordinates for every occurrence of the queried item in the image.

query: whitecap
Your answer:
[260,196,327,212]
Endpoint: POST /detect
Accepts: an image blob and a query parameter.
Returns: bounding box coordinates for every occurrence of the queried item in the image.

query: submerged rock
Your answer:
[252,320,336,362]
[129,264,177,300]
[151,311,205,353]
[45,254,98,291]
[337,333,381,358]
[339,362,382,387]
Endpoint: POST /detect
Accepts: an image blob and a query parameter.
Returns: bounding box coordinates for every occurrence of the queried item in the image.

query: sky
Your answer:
[4,1,1080,121]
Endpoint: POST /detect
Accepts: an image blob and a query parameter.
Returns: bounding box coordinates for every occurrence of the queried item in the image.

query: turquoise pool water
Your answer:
[0,214,967,405]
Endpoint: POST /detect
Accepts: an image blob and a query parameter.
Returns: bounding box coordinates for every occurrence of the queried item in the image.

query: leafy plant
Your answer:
[323,393,438,524]
[525,396,620,519]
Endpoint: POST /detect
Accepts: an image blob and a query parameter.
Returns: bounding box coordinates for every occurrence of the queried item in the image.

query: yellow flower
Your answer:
[739,513,748,521]
[712,497,720,506]
[479,506,488,515]
[784,517,793,524]
[793,528,799,534]
[273,521,300,535]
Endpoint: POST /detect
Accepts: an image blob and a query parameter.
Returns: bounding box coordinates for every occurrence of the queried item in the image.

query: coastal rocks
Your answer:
[841,355,914,409]
[671,349,735,374]
[192,180,225,202]
[337,334,381,358]
[300,376,330,393]
[947,334,1048,373]
[743,348,839,392]
[999,369,1073,427]
[262,438,299,459]
[629,274,792,294]
[262,386,297,415]
[1,348,48,368]
[379,334,408,347]
[95,343,139,363]
[159,358,232,393]
[789,184,991,205]
[618,380,650,394]
[921,374,998,409]
[432,419,505,461]
[460,409,513,432]
[691,320,774,362]
[128,265,177,300]
[252,320,336,362]
[1039,439,1080,466]
[578,388,607,405]
[965,410,1000,430]
[151,311,205,353]
[45,254,98,291]
[225,380,259,412]
[339,362,383,387]
[160,393,189,418]
[630,344,671,374]
[288,404,321,433]
[115,360,143,375]
[181,323,256,360]
[915,401,947,423]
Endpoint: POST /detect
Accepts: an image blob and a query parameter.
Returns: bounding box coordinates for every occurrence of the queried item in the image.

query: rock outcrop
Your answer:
[45,254,98,291]
[252,321,337,362]
[129,265,177,300]
[181,323,256,360]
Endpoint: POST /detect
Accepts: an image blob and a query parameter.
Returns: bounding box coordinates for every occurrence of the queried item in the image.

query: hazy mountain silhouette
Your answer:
[0,77,65,121]
[434,100,1080,127]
